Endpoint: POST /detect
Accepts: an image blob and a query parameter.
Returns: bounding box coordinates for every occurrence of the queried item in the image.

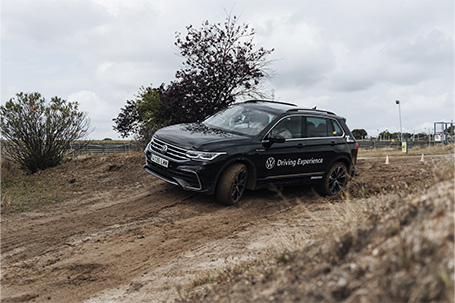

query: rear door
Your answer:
[303,116,347,178]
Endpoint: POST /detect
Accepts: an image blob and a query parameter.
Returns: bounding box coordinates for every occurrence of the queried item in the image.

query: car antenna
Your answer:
[312,106,317,110]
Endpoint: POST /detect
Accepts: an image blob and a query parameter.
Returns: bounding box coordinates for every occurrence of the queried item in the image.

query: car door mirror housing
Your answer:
[271,136,286,143]
[263,136,286,148]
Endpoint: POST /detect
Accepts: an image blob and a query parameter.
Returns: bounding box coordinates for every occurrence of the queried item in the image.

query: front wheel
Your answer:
[216,163,248,205]
[318,162,348,196]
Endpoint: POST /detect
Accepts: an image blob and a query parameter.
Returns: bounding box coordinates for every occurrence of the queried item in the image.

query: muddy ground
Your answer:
[1,150,454,302]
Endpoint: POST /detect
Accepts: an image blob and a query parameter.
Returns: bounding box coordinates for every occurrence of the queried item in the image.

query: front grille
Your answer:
[151,137,188,161]
[145,158,201,190]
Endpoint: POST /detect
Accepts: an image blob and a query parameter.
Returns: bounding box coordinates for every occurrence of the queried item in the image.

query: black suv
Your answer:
[144,100,358,205]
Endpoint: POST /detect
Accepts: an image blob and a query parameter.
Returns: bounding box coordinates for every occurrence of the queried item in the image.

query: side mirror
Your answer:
[272,136,286,143]
[262,135,286,148]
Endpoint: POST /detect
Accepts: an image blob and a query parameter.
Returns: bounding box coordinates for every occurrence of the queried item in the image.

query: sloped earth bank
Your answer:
[1,152,453,302]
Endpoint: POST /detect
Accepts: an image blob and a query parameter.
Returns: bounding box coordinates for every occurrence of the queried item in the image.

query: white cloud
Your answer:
[1,1,110,46]
[67,90,109,120]
[94,61,175,91]
[66,90,117,139]
[2,0,453,139]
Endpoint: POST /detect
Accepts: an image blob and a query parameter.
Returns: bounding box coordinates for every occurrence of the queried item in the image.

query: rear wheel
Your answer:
[216,163,248,205]
[318,162,348,196]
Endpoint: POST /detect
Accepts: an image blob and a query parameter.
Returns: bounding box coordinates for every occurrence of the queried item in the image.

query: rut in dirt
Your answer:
[1,154,443,303]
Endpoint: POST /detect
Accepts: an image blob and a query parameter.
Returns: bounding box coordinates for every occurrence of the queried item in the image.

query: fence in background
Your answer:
[70,140,436,155]
[69,142,143,156]
[0,140,444,157]
[358,140,437,149]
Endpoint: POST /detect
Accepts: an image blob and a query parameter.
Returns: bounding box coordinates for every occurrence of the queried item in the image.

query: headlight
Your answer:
[144,140,152,153]
[186,150,226,161]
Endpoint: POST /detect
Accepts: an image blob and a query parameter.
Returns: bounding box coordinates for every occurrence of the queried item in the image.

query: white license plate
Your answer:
[151,154,169,168]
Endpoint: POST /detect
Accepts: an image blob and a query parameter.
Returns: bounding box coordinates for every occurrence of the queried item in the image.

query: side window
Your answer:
[270,116,303,139]
[306,117,328,137]
[330,120,344,137]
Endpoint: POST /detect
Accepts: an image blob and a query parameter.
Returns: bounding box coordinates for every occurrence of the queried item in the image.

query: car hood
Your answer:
[154,123,252,150]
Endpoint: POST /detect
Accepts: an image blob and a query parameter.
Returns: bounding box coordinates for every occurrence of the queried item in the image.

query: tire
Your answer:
[318,162,348,196]
[216,163,248,205]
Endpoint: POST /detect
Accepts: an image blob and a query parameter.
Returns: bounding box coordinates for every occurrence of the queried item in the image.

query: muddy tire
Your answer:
[216,163,248,205]
[318,162,348,196]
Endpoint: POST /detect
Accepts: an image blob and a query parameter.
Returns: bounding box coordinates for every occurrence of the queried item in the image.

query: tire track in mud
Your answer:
[1,182,190,262]
[1,179,298,303]
[1,155,445,302]
[1,181,199,302]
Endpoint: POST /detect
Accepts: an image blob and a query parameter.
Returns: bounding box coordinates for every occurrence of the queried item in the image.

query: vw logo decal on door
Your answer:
[265,157,276,170]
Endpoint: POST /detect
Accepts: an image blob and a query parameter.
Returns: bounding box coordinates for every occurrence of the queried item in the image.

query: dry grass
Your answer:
[179,147,455,303]
[1,157,67,213]
[0,151,146,213]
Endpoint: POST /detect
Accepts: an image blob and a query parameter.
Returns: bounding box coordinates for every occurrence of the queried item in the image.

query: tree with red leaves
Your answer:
[114,15,274,140]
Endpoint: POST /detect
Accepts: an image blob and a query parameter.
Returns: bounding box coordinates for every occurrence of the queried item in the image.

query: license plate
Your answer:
[151,154,169,168]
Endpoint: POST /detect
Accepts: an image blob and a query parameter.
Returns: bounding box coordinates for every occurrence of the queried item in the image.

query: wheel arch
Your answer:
[317,157,351,196]
[214,156,257,192]
[326,154,353,177]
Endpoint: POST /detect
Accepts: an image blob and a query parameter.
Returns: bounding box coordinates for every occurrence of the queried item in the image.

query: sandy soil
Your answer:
[1,151,452,302]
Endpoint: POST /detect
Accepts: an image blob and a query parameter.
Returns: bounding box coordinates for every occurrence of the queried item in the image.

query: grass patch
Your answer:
[2,178,62,213]
[1,158,66,213]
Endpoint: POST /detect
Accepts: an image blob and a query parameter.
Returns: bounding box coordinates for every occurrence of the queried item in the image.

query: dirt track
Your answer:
[0,152,451,302]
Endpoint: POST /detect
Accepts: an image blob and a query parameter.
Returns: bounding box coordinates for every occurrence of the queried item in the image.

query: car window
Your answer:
[329,120,344,136]
[306,117,344,137]
[203,105,276,136]
[307,117,328,137]
[269,116,303,139]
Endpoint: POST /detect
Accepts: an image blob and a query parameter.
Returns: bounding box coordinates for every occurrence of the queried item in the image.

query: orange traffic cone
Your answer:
[385,155,390,165]
[420,153,425,162]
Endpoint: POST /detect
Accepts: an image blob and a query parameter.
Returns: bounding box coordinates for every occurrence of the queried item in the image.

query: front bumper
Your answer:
[144,149,206,190]
[144,148,221,193]
[143,161,204,191]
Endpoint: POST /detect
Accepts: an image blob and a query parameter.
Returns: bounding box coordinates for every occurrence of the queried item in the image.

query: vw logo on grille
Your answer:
[265,157,275,170]
[160,145,168,154]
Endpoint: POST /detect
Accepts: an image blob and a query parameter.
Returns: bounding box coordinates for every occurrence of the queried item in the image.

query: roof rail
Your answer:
[287,108,336,115]
[243,100,297,107]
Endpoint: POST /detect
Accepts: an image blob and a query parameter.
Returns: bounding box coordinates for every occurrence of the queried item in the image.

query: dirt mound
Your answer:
[182,180,454,303]
[1,150,453,302]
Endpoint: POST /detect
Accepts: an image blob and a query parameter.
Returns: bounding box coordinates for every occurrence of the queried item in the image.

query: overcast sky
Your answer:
[2,0,454,139]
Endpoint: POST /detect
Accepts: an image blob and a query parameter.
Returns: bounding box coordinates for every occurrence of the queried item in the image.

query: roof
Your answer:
[240,100,339,117]
[239,100,297,114]
[287,108,336,116]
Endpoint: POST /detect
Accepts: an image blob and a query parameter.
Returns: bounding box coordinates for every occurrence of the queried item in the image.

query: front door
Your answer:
[255,115,319,184]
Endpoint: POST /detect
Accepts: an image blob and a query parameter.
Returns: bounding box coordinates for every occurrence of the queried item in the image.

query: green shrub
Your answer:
[0,92,91,173]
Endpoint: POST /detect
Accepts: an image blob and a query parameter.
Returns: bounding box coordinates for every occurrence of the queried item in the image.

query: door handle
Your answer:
[297,143,305,148]
[330,141,336,145]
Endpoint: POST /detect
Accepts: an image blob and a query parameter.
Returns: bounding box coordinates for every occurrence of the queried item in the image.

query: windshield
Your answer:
[203,105,277,136]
